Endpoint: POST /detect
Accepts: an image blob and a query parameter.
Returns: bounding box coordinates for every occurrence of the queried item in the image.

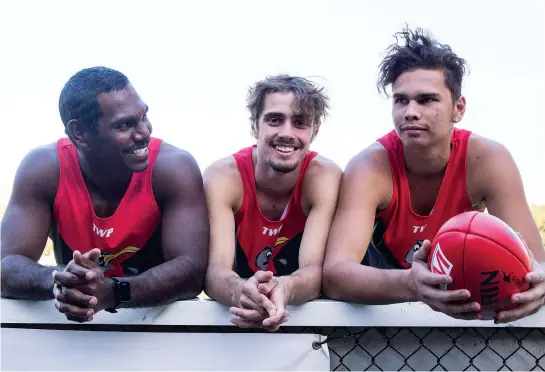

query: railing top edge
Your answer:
[2,298,544,329]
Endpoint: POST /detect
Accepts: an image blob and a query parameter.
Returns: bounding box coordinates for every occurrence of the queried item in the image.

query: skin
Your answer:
[204,92,342,331]
[322,69,545,323]
[0,84,210,322]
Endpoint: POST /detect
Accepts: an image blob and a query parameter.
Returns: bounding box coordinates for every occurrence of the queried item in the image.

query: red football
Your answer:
[428,211,532,320]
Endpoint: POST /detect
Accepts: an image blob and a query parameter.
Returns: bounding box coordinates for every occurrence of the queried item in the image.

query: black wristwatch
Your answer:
[105,277,131,313]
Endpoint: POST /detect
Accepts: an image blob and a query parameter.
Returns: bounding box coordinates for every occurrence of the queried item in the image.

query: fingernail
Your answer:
[89,297,98,306]
[513,296,519,303]
[85,272,94,279]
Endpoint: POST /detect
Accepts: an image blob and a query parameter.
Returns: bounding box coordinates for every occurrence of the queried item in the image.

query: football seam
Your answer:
[434,215,529,271]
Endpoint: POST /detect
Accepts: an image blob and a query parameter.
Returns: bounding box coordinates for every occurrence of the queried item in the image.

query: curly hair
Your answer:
[377,26,468,102]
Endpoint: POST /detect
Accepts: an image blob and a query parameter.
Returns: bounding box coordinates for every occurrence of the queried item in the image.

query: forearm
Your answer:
[323,261,417,304]
[204,264,245,307]
[0,254,61,300]
[121,255,206,308]
[280,264,322,305]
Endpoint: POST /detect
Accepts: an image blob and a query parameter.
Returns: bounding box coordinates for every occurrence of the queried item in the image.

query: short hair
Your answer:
[246,74,329,138]
[59,66,130,132]
[377,26,468,102]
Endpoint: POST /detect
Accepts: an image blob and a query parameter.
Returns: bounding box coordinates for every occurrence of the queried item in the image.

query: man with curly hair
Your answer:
[323,27,545,324]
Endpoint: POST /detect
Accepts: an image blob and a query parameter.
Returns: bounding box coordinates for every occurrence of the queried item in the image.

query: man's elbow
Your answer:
[322,262,345,301]
[1,256,18,298]
[175,258,208,300]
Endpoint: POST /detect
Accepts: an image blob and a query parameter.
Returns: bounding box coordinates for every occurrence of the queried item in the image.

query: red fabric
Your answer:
[233,146,317,274]
[376,128,477,268]
[52,137,162,277]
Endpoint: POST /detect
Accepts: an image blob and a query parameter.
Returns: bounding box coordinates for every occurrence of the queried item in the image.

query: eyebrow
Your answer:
[393,92,441,99]
[110,105,149,126]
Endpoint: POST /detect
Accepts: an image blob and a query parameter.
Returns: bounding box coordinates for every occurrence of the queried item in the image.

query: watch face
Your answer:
[118,281,131,302]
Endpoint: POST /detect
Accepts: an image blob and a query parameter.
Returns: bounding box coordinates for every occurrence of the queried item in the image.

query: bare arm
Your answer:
[468,137,545,262]
[117,144,210,307]
[279,157,342,304]
[322,145,417,304]
[1,145,61,300]
[203,158,245,307]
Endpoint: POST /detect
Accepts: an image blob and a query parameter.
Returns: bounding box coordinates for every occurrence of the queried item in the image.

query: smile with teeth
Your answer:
[129,147,148,157]
[274,145,295,153]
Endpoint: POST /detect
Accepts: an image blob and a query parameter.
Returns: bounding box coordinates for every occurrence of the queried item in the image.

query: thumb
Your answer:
[258,280,278,296]
[254,270,274,283]
[75,248,102,270]
[84,248,102,262]
[413,239,431,263]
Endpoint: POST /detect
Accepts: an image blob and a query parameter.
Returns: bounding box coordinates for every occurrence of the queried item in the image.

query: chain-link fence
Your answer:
[303,326,545,371]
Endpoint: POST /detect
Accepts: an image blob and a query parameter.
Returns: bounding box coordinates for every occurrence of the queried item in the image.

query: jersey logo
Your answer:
[96,246,141,272]
[430,243,453,276]
[255,236,289,271]
[93,223,114,238]
[404,240,423,265]
[412,225,426,233]
[263,225,283,236]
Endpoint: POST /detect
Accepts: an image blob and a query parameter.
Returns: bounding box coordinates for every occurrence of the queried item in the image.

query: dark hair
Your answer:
[247,74,329,139]
[59,66,130,132]
[377,26,468,102]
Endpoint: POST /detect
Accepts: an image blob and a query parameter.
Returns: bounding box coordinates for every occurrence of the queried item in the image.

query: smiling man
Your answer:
[322,27,545,324]
[204,75,342,331]
[1,67,209,322]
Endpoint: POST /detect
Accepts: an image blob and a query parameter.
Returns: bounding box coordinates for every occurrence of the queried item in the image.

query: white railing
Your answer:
[2,297,544,371]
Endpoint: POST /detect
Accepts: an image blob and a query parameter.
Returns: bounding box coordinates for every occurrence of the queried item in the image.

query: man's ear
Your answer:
[66,119,92,149]
[251,120,259,141]
[311,123,320,142]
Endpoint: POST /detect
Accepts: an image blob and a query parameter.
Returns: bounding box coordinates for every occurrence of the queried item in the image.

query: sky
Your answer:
[0,0,544,205]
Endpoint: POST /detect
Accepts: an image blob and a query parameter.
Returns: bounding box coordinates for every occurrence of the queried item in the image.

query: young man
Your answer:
[323,28,545,324]
[1,67,210,323]
[204,75,342,331]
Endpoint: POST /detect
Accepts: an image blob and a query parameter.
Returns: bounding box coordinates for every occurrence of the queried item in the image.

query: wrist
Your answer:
[103,278,117,310]
[402,269,419,302]
[230,277,245,307]
[279,275,295,304]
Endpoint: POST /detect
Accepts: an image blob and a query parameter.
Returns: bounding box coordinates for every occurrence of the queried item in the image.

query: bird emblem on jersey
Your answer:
[255,237,289,271]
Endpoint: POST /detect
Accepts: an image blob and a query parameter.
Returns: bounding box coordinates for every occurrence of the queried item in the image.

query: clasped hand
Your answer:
[52,248,114,323]
[229,271,290,332]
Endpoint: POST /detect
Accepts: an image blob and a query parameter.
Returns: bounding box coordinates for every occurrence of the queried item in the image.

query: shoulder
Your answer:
[337,141,393,210]
[303,153,343,186]
[13,142,59,201]
[152,141,204,202]
[202,155,243,210]
[154,141,201,173]
[466,133,516,178]
[467,132,513,164]
[203,155,240,185]
[466,132,519,193]
[344,141,391,180]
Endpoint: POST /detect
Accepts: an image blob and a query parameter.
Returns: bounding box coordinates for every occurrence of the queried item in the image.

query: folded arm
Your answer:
[202,157,245,307]
[279,157,342,304]
[468,137,545,262]
[322,145,417,304]
[1,145,60,300]
[117,145,210,307]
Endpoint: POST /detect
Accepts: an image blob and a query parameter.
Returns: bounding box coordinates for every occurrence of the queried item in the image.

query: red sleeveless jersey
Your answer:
[233,146,317,278]
[50,138,164,277]
[373,128,481,269]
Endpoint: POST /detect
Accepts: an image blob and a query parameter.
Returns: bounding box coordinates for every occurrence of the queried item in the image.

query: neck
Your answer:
[253,155,300,198]
[77,150,132,198]
[403,140,452,175]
